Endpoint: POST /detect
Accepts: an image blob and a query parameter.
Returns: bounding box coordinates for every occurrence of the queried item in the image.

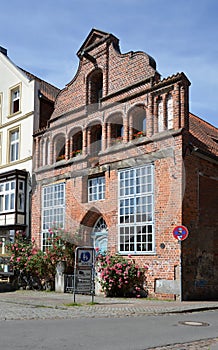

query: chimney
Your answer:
[0,46,7,56]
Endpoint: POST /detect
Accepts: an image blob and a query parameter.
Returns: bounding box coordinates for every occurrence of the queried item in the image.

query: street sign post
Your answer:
[73,247,95,303]
[173,225,189,301]
[173,225,189,241]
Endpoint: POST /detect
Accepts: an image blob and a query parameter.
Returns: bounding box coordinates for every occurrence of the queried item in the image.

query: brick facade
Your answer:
[32,29,218,300]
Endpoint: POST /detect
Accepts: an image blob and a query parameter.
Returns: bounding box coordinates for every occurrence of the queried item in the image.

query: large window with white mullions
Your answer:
[118,164,154,254]
[41,182,65,251]
[88,176,105,202]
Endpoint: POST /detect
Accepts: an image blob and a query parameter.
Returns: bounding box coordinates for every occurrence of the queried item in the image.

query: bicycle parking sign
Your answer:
[76,247,95,267]
[73,247,95,302]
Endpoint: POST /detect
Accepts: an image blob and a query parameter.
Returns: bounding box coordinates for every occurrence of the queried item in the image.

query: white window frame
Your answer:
[0,180,16,212]
[88,176,105,202]
[0,93,2,125]
[118,164,154,254]
[17,180,25,212]
[0,133,2,165]
[10,85,21,115]
[9,128,19,162]
[41,182,65,251]
[158,99,164,132]
[166,94,174,129]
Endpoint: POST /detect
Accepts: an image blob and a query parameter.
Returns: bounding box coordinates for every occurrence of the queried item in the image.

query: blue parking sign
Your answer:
[76,247,95,267]
[81,251,91,262]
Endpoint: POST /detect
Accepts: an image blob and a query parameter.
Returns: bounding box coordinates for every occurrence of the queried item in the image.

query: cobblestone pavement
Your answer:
[0,290,218,321]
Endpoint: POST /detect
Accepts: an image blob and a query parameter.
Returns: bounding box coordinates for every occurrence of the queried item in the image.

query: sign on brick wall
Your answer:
[173,225,189,241]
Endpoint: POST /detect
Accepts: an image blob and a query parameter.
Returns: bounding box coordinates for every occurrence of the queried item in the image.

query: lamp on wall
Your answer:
[38,90,43,99]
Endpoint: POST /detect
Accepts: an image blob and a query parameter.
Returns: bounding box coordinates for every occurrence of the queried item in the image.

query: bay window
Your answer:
[0,179,25,213]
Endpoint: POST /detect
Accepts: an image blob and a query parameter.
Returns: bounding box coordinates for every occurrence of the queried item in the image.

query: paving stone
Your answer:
[0,290,218,321]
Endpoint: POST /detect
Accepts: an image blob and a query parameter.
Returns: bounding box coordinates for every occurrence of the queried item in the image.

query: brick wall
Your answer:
[31,29,217,300]
[182,152,218,300]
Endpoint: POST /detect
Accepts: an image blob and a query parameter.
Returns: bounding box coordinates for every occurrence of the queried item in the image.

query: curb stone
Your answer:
[146,337,218,350]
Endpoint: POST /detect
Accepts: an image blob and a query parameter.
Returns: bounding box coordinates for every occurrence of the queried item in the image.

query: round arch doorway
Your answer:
[91,217,108,253]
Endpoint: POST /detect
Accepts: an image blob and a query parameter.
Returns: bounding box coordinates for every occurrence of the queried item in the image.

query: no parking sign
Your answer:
[173,225,189,241]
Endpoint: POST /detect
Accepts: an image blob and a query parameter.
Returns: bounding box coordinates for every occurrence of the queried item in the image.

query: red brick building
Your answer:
[32,29,218,300]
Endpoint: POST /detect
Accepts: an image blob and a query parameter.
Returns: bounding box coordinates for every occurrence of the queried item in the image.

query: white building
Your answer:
[0,46,59,257]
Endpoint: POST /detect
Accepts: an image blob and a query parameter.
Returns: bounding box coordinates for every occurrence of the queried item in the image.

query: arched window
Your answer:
[87,69,103,105]
[91,217,108,252]
[166,94,173,129]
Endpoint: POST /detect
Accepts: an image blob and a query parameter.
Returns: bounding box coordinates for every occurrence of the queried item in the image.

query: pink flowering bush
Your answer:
[6,232,36,272]
[6,230,78,289]
[96,252,148,298]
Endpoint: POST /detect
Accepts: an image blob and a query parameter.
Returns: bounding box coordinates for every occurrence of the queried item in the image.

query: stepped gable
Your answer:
[189,112,218,158]
[51,28,159,120]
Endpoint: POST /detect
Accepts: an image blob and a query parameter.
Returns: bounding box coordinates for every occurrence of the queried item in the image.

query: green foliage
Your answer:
[6,230,78,287]
[96,252,148,298]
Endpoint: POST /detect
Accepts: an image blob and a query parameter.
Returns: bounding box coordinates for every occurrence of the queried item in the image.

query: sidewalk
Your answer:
[0,290,218,320]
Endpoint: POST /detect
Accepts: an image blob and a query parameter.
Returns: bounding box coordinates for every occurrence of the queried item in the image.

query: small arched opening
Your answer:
[54,135,66,162]
[87,68,103,106]
[69,128,83,158]
[128,105,146,139]
[106,112,123,147]
[88,123,102,156]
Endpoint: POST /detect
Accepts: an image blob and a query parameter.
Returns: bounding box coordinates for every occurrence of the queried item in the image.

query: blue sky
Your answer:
[1,0,217,126]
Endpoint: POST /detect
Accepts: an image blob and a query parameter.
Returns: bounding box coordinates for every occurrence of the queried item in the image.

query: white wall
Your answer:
[0,52,36,176]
